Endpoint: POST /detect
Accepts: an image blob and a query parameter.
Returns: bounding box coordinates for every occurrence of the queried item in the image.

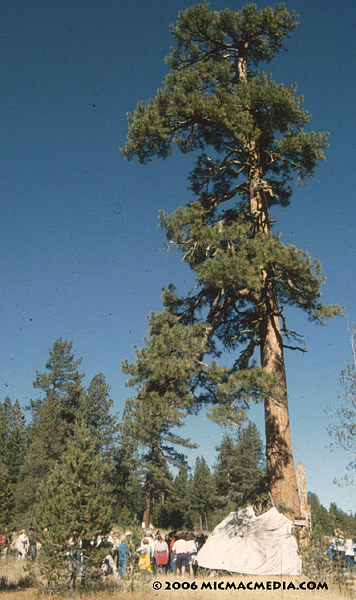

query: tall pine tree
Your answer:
[189,456,215,531]
[78,373,120,457]
[16,339,84,520]
[163,465,193,530]
[113,423,144,522]
[122,2,341,517]
[0,397,27,527]
[122,311,203,527]
[31,337,83,426]
[214,420,266,511]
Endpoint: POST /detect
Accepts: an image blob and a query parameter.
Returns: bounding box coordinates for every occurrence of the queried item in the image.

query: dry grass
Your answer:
[0,555,32,589]
[1,558,354,600]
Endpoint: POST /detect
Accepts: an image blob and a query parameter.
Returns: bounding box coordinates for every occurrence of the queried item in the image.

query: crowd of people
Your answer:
[0,528,36,560]
[100,525,207,580]
[0,524,208,583]
[1,522,356,584]
[327,529,356,568]
[134,527,207,578]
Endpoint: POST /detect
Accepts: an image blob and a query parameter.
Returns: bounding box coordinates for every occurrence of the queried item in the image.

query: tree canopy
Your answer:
[122,1,341,517]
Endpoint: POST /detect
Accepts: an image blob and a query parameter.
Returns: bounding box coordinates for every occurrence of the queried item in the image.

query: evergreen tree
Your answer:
[78,373,120,457]
[214,421,266,512]
[113,426,144,522]
[35,419,113,589]
[0,458,14,529]
[308,492,332,536]
[162,464,193,529]
[31,337,84,426]
[122,2,341,517]
[16,395,66,520]
[122,311,202,527]
[0,397,27,527]
[16,339,84,520]
[328,502,354,537]
[189,456,215,531]
[2,398,27,487]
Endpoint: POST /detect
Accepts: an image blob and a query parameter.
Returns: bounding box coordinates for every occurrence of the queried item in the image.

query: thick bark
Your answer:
[259,276,301,519]
[143,473,153,529]
[247,134,300,519]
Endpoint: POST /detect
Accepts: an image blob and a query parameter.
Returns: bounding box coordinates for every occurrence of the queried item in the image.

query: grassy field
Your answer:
[1,558,354,600]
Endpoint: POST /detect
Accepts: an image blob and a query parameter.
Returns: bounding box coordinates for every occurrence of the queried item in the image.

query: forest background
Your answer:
[1,0,356,536]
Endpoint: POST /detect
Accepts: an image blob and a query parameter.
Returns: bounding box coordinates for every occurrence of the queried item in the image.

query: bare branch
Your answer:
[282,344,307,353]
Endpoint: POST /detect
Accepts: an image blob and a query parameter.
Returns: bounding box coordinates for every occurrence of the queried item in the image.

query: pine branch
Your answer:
[282,344,307,353]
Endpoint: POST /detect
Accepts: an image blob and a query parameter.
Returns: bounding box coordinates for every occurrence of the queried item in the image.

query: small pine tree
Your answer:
[34,419,113,589]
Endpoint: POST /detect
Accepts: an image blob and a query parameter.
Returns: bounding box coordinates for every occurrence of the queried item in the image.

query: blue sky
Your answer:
[1,0,356,513]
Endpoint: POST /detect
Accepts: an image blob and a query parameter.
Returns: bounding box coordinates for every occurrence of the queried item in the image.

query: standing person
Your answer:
[145,533,156,572]
[117,535,131,578]
[155,536,169,575]
[169,531,177,574]
[344,533,355,568]
[136,538,153,577]
[186,534,197,577]
[330,529,345,561]
[172,533,189,578]
[16,529,29,560]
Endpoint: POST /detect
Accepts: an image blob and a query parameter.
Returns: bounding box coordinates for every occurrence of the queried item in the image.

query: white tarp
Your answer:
[196,507,302,575]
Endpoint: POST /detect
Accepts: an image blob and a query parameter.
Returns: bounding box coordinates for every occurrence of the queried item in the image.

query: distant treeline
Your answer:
[308,492,356,538]
[1,337,266,535]
[1,338,354,540]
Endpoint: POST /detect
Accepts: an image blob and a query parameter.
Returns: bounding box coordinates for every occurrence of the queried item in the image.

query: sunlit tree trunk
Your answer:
[248,137,300,518]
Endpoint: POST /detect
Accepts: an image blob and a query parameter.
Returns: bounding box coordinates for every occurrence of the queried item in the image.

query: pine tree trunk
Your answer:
[247,136,300,520]
[259,275,301,519]
[143,476,152,529]
[199,514,203,532]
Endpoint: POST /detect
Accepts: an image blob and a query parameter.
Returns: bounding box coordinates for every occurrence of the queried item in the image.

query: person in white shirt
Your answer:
[186,534,198,576]
[136,538,153,575]
[17,529,29,560]
[344,533,355,568]
[172,533,189,577]
[155,536,169,574]
[101,548,119,580]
